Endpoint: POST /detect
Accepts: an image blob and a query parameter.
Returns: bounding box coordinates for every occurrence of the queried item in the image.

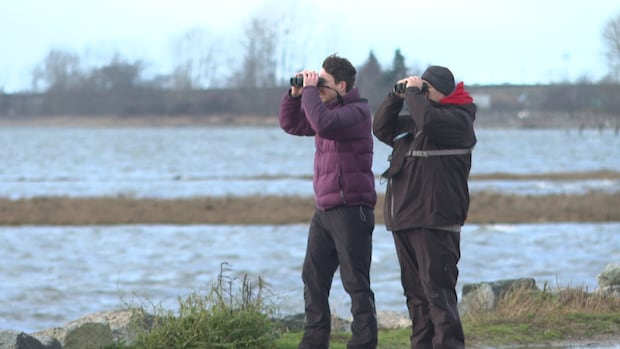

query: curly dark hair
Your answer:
[322,54,356,92]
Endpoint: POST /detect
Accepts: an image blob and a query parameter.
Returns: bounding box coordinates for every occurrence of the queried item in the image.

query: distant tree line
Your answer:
[2,80,619,120]
[0,47,423,117]
[1,10,619,119]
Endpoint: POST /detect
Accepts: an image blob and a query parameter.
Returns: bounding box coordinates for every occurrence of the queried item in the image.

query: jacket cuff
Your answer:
[407,86,424,95]
[287,89,302,99]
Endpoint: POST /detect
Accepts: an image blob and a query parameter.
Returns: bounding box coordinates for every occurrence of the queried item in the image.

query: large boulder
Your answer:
[34,322,112,349]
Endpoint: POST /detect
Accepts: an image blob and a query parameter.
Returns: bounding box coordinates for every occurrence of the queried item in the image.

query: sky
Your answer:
[0,0,619,92]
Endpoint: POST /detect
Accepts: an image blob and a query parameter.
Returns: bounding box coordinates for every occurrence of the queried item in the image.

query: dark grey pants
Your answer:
[298,205,377,349]
[392,228,465,349]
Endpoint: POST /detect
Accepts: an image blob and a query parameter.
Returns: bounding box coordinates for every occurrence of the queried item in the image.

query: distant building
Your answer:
[471,94,491,110]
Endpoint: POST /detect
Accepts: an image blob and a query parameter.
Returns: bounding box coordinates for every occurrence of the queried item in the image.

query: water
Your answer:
[1,222,619,333]
[1,125,620,343]
[0,127,619,198]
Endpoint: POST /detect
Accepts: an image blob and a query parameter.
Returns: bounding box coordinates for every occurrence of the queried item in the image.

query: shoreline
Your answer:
[2,113,619,131]
[1,191,619,225]
[25,308,620,349]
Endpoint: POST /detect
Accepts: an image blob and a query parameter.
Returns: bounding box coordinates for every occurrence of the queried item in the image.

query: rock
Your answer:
[62,309,153,344]
[459,283,496,315]
[32,308,154,348]
[459,278,538,315]
[0,330,60,349]
[63,323,112,349]
[30,336,61,349]
[330,315,351,333]
[278,313,352,332]
[279,313,305,331]
[598,285,620,297]
[597,263,620,287]
[376,311,410,330]
[33,319,113,349]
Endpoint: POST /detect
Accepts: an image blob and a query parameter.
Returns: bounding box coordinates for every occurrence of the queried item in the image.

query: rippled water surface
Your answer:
[1,222,619,333]
[1,127,619,198]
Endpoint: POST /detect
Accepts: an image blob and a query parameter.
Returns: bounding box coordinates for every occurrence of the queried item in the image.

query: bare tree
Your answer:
[170,27,219,90]
[263,7,312,86]
[229,3,318,88]
[603,12,620,83]
[31,48,83,92]
[235,1,323,88]
[234,15,279,88]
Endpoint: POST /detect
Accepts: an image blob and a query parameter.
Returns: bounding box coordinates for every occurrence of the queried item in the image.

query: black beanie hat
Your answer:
[422,65,455,96]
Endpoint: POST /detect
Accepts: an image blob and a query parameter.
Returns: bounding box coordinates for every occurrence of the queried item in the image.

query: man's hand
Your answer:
[290,70,320,97]
[404,76,424,89]
[302,71,320,87]
[394,76,424,97]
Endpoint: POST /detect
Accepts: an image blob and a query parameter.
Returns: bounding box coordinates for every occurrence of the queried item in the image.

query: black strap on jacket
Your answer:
[404,147,473,158]
[387,146,473,162]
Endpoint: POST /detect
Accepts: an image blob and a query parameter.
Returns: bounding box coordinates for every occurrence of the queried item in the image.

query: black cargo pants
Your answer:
[298,205,377,349]
[392,227,465,349]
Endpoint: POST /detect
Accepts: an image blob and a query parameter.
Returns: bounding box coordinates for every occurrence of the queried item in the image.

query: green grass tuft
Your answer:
[109,262,280,349]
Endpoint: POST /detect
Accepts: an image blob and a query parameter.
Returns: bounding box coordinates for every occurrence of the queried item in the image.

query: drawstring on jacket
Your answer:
[359,206,367,222]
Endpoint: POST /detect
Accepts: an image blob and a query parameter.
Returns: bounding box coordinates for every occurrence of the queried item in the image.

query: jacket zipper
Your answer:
[338,162,347,204]
[388,178,394,219]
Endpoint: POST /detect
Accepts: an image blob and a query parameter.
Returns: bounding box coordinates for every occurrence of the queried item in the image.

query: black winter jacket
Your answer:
[373,83,477,232]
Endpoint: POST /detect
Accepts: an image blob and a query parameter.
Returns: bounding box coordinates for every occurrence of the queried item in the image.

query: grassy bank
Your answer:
[107,270,620,349]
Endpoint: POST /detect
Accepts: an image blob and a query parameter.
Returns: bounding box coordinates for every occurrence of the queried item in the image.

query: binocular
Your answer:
[394,82,428,94]
[290,76,326,87]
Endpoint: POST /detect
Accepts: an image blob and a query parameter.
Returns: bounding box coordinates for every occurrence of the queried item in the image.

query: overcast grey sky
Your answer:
[1,0,618,92]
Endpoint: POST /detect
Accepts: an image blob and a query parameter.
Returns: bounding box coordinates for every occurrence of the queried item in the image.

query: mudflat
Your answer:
[1,191,618,226]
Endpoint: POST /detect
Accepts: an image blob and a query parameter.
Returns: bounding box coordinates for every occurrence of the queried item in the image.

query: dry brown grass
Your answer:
[463,284,620,346]
[471,169,620,180]
[468,192,620,223]
[0,191,619,225]
[493,285,620,320]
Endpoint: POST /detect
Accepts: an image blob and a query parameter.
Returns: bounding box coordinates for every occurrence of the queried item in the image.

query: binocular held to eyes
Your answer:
[393,82,428,94]
[290,76,326,87]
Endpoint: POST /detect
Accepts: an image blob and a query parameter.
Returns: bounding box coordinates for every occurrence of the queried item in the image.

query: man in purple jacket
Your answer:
[279,54,377,349]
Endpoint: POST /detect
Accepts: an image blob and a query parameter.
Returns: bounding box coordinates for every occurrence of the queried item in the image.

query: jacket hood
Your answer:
[439,82,473,105]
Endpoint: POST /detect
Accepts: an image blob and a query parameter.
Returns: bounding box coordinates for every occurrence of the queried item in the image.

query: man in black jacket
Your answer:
[373,65,476,349]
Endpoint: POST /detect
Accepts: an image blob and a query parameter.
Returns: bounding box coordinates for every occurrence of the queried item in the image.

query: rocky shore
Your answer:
[2,264,619,349]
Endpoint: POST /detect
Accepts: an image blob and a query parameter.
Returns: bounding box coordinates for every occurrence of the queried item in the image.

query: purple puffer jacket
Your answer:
[279,86,376,210]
